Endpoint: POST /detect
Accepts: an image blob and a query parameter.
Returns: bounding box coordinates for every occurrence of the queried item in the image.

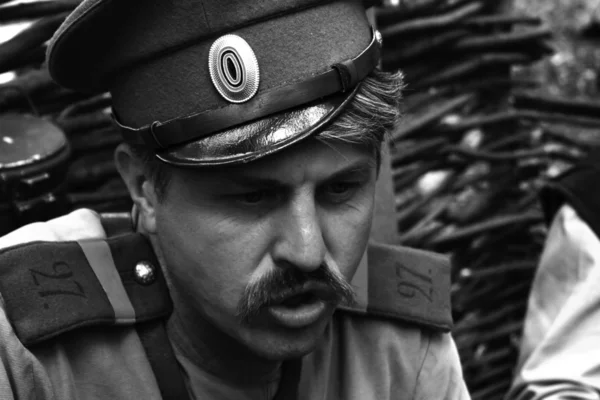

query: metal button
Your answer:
[134,261,156,285]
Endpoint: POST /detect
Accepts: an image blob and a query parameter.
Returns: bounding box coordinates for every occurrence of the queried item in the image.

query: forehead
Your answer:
[176,138,375,185]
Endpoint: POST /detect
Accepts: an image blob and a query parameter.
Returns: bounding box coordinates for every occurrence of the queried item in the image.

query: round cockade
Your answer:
[208,34,260,104]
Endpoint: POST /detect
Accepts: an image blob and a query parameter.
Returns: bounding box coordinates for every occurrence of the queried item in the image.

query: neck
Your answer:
[147,232,281,385]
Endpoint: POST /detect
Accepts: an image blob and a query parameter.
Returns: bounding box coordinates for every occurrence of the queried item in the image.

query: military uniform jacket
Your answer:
[0,209,470,400]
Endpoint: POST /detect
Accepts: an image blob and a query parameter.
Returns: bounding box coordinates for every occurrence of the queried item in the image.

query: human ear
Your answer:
[114,144,158,234]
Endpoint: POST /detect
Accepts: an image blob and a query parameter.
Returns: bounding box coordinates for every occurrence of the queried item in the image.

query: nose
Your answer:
[272,193,326,273]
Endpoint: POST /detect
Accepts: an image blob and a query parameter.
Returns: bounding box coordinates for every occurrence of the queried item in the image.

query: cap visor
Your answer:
[155,86,359,167]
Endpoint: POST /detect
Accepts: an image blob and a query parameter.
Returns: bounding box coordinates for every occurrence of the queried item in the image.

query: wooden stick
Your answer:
[391,137,449,166]
[396,170,456,226]
[398,219,445,247]
[391,92,475,141]
[0,68,55,109]
[398,200,448,244]
[428,211,543,247]
[69,127,123,153]
[520,109,600,127]
[437,110,520,133]
[462,347,513,369]
[445,144,582,163]
[375,0,446,26]
[460,14,542,28]
[36,91,92,116]
[541,125,597,150]
[453,302,525,334]
[393,160,444,191]
[411,53,533,90]
[0,45,46,76]
[471,381,512,400]
[514,91,600,120]
[381,1,484,38]
[456,278,520,313]
[0,13,69,73]
[450,164,506,192]
[463,260,537,279]
[483,131,531,151]
[57,93,112,120]
[469,361,515,391]
[0,0,77,23]
[402,89,453,113]
[446,181,512,224]
[446,108,600,129]
[382,29,468,65]
[400,59,450,85]
[468,281,531,316]
[57,112,113,135]
[470,212,547,255]
[452,27,552,52]
[409,77,540,101]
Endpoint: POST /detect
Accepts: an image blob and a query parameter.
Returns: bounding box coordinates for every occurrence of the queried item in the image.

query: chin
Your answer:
[251,337,322,361]
[242,317,331,361]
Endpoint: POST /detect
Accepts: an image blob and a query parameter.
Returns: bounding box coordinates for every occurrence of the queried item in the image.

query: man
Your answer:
[506,148,600,400]
[0,0,470,398]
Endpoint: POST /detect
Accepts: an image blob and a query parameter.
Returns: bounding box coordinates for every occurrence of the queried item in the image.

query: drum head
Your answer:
[0,114,68,170]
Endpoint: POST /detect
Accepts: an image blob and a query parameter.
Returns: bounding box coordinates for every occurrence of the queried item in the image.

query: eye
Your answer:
[328,182,353,194]
[323,181,361,203]
[236,189,279,206]
[242,190,266,204]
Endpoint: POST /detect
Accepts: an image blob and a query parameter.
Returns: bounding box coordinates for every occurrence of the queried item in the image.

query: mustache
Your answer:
[236,262,356,324]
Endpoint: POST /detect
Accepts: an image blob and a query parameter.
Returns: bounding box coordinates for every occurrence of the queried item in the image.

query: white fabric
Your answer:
[0,209,106,248]
[506,204,600,400]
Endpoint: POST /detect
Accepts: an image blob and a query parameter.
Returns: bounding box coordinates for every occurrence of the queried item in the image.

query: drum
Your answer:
[0,113,71,235]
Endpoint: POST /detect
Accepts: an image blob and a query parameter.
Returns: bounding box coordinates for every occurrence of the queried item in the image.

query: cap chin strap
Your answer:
[115,28,382,151]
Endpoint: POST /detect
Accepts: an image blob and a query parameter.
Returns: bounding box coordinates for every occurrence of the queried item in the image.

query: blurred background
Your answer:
[514,0,600,99]
[2,1,600,399]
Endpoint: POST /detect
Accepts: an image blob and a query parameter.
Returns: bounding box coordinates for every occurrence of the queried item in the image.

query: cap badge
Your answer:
[208,35,260,103]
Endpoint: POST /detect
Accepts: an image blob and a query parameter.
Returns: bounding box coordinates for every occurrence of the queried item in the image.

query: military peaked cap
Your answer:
[47,0,382,166]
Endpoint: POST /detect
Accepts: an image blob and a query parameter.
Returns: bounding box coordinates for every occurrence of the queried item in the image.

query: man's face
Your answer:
[154,138,377,360]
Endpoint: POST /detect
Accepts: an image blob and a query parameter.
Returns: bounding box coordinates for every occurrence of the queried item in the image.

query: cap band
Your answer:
[115,28,382,151]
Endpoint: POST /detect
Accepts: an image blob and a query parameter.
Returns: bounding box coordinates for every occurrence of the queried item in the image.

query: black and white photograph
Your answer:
[0,0,599,399]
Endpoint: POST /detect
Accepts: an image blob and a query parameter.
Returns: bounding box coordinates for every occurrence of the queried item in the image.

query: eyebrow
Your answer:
[224,159,376,189]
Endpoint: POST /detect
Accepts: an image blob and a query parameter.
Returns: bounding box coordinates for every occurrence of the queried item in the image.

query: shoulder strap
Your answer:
[0,231,192,399]
[136,320,191,400]
[0,233,172,346]
[540,148,600,238]
[338,241,453,332]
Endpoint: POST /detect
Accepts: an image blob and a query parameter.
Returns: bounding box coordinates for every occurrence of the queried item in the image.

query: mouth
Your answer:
[266,282,336,329]
[277,292,321,307]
